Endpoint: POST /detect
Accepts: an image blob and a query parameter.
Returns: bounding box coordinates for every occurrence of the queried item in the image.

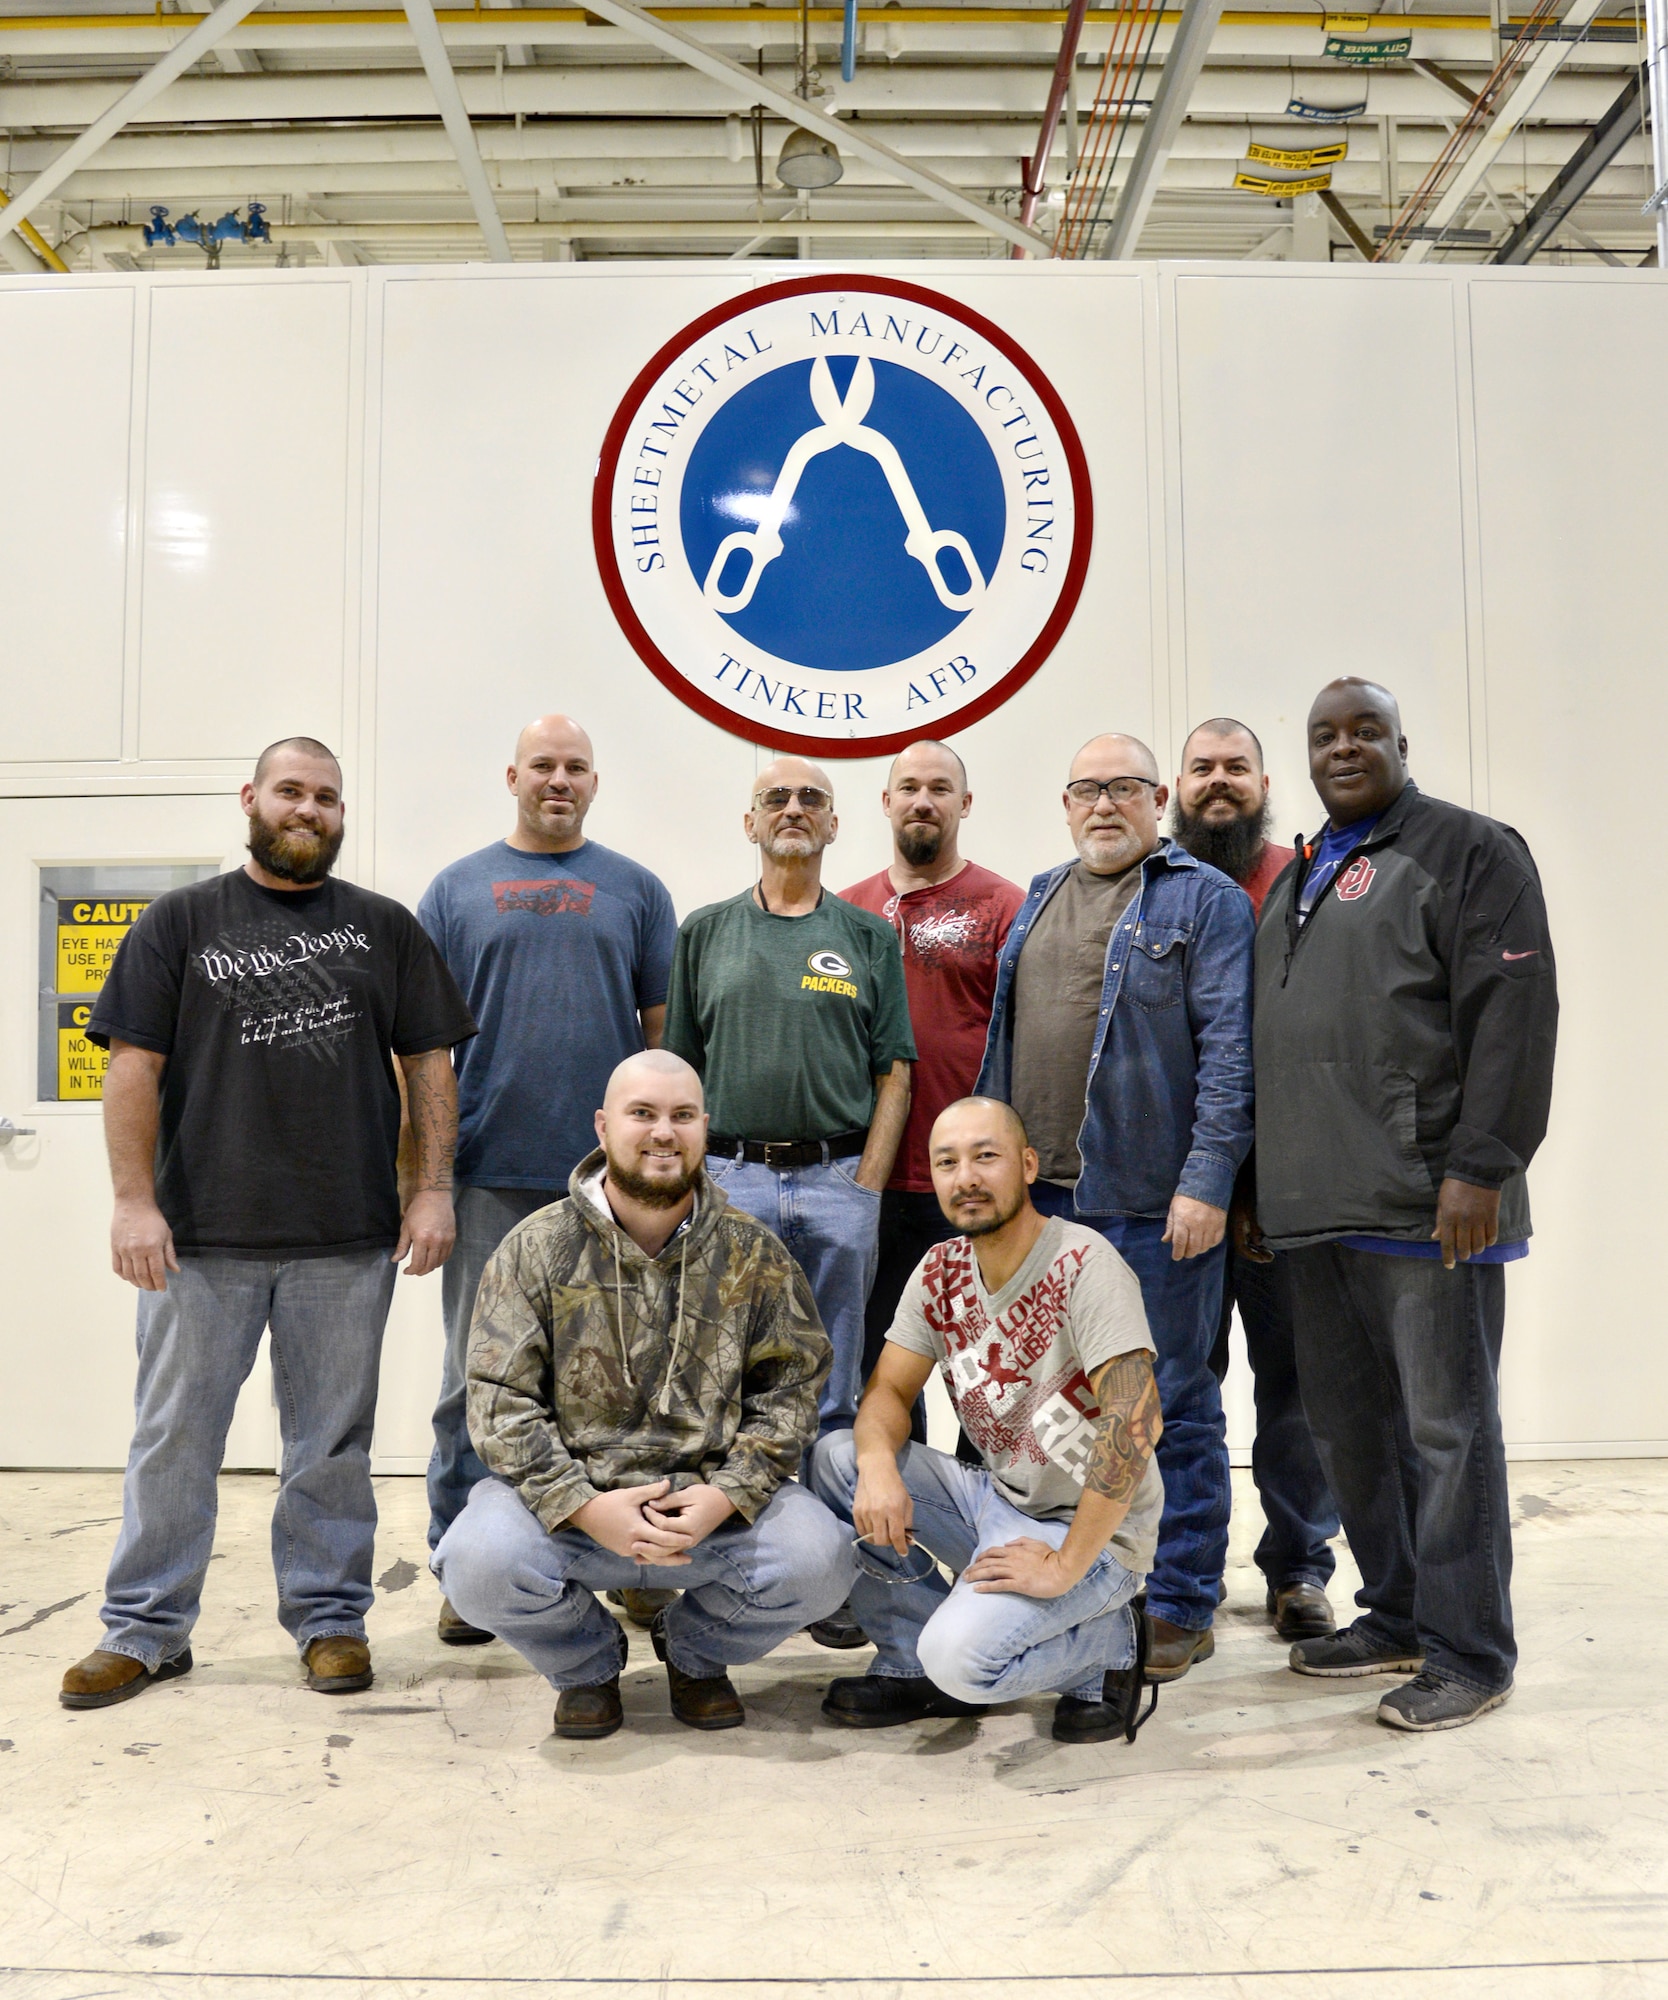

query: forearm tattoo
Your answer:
[405,1053,458,1193]
[1085,1351,1163,1507]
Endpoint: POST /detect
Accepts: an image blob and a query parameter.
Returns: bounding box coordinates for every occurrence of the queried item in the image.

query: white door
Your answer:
[0,792,281,1470]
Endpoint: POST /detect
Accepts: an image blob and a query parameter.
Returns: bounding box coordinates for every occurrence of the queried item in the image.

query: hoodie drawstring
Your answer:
[658,1234,689,1418]
[613,1226,691,1420]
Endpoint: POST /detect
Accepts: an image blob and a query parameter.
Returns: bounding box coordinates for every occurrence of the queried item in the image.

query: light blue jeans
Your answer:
[434,1475,854,1688]
[427,1183,560,1552]
[806,1430,1143,1704]
[100,1249,398,1669]
[704,1151,879,1433]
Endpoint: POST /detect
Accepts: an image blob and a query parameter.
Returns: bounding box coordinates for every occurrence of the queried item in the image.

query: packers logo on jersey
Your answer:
[803,949,858,999]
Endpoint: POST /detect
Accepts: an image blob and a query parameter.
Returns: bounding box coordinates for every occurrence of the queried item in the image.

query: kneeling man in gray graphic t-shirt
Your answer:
[806,1096,1165,1747]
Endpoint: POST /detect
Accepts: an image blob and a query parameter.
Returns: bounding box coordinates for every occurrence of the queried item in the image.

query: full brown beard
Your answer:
[247,808,344,885]
[607,1154,701,1210]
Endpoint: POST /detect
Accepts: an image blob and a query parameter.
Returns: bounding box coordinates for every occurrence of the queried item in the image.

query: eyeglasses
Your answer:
[754,786,833,812]
[852,1533,941,1587]
[1065,777,1159,808]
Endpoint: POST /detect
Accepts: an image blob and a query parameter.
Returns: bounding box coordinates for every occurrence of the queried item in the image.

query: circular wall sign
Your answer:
[594,274,1093,759]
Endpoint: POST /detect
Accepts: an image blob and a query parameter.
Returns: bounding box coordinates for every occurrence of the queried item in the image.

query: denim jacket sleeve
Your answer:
[1177,877,1255,1210]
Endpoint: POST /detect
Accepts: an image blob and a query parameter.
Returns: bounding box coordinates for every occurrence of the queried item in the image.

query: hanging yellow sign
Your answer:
[1234,170,1336,194]
[55,896,152,995]
[57,1001,109,1100]
[1246,139,1349,170]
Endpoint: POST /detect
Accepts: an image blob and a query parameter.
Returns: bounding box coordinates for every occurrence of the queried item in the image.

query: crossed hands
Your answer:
[571,1479,736,1567]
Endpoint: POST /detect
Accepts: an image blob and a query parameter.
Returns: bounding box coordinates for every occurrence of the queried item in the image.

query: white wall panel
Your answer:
[1,260,1662,1461]
[1468,275,1668,1449]
[0,285,132,763]
[1171,269,1476,839]
[137,278,353,762]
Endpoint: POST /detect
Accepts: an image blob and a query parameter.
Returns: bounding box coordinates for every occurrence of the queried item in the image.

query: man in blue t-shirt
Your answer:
[417,714,677,1640]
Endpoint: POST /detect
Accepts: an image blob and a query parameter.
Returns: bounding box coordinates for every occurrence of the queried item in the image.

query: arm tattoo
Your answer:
[1084,1351,1163,1508]
[403,1051,458,1193]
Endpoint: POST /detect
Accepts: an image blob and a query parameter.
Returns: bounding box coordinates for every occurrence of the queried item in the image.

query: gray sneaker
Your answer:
[1289,1625,1425,1678]
[1377,1671,1513,1732]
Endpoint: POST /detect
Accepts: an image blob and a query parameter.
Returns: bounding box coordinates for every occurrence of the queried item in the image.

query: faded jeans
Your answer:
[100,1249,397,1669]
[806,1430,1142,1705]
[433,1475,854,1687]
[704,1150,880,1434]
[427,1183,560,1552]
[1287,1243,1515,1695]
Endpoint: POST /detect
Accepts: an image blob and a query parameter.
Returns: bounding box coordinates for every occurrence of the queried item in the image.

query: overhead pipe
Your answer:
[1647,0,1668,262]
[0,0,265,250]
[1015,0,1092,242]
[0,187,69,271]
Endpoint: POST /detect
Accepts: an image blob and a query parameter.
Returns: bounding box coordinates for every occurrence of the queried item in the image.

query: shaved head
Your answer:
[1181,717,1264,770]
[515,713,594,764]
[1307,678,1400,734]
[934,1096,1029,1152]
[929,1097,1038,1238]
[508,713,597,853]
[603,1048,704,1113]
[1071,733,1160,785]
[888,739,967,792]
[1307,677,1409,826]
[755,753,835,802]
[253,736,340,787]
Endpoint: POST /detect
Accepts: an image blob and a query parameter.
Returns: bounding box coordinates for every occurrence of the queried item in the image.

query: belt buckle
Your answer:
[761,1141,795,1171]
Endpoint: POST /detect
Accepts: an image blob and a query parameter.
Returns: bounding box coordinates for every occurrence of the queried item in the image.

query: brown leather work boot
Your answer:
[554,1677,624,1740]
[605,1587,679,1628]
[60,1647,193,1711]
[304,1635,373,1693]
[650,1610,743,1730]
[1143,1614,1215,1683]
[1269,1582,1336,1642]
[437,1597,494,1647]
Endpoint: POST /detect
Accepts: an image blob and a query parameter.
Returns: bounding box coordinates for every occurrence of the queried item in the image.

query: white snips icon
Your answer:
[701,354,989,616]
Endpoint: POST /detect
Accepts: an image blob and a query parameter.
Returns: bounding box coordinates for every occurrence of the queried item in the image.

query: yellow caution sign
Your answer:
[1246,139,1349,169]
[55,896,151,996]
[1234,170,1336,195]
[57,1001,109,1100]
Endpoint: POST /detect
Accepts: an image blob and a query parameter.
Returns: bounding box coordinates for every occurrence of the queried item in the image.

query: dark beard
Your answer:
[957,1186,1029,1237]
[1170,795,1270,885]
[897,820,943,867]
[247,811,344,885]
[606,1158,700,1210]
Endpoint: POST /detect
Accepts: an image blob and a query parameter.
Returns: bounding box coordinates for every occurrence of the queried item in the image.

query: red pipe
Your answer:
[1013,0,1092,255]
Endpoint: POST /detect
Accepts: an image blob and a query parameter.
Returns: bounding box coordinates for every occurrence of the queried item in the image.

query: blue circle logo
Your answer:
[680,356,1006,674]
[597,277,1091,756]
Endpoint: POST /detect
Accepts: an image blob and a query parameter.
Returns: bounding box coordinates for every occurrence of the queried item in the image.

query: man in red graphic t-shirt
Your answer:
[1171,718,1339,1645]
[841,740,1024,1450]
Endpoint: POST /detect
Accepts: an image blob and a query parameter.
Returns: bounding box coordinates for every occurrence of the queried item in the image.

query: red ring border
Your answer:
[591,273,1095,761]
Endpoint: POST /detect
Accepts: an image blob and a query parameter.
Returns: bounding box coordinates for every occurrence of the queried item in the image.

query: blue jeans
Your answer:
[1032,1183,1229,1633]
[99,1250,397,1669]
[807,1431,1141,1703]
[1211,1247,1339,1590]
[433,1476,853,1688]
[428,1183,560,1552]
[1287,1244,1514,1695]
[704,1150,879,1434]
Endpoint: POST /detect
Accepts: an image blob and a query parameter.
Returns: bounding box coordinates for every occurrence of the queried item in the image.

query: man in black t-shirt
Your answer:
[59,738,477,1712]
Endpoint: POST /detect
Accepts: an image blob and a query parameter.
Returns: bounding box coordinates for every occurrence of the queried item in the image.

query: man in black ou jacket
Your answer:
[1248,677,1557,1734]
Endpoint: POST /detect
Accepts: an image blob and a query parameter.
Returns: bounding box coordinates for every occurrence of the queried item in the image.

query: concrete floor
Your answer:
[0,1465,1663,2000]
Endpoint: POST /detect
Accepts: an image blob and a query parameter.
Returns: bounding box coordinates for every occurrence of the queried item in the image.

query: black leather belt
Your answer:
[708,1131,868,1170]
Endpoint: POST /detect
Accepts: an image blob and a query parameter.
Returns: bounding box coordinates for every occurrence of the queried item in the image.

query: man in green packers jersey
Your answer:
[664,759,916,1636]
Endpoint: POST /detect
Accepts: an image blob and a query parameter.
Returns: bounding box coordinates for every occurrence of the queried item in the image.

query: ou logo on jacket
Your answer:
[594,275,1092,760]
[1335,857,1377,902]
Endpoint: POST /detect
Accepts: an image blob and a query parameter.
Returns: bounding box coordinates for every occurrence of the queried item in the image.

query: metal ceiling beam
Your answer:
[1399,0,1608,264]
[1493,71,1643,260]
[1098,0,1225,257]
[0,0,265,250]
[403,0,513,259]
[567,0,1052,253]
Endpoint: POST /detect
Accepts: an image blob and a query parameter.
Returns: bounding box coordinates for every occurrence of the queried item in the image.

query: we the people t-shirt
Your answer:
[88,869,476,1257]
[418,838,677,1189]
[886,1216,1164,1572]
[838,862,1024,1192]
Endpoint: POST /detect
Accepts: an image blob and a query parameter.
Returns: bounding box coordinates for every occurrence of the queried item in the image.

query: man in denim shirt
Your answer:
[977,733,1253,1680]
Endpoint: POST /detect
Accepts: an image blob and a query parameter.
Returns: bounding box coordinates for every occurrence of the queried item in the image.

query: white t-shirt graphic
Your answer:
[887,1216,1164,1574]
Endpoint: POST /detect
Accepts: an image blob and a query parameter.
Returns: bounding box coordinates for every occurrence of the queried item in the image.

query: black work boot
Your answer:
[821,1673,982,1728]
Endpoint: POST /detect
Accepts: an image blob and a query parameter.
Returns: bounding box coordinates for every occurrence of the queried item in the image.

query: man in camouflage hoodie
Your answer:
[433,1050,852,1739]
